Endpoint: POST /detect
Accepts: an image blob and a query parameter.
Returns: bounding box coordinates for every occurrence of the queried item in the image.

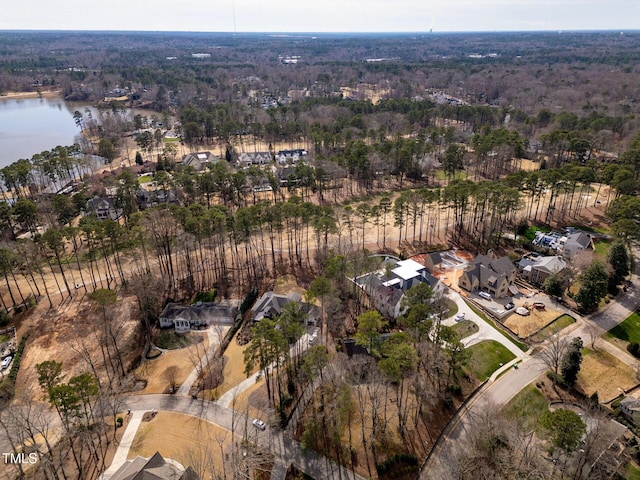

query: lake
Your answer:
[0,96,89,168]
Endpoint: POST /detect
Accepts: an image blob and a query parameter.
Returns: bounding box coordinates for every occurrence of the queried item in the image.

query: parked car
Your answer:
[1,356,12,370]
[252,419,266,430]
[515,306,530,316]
[504,302,515,310]
[533,302,546,310]
[455,313,466,322]
[478,291,492,300]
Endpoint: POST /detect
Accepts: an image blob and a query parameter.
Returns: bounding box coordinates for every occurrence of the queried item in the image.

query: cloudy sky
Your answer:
[2,0,638,32]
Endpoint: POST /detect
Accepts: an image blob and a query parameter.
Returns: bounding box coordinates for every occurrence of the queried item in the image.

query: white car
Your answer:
[478,291,492,300]
[454,313,466,322]
[252,419,266,430]
[1,356,12,370]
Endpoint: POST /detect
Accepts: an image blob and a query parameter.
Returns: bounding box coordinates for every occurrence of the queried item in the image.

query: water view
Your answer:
[0,96,85,168]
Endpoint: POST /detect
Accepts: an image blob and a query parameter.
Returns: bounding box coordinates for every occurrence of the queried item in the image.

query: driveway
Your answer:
[442,291,526,358]
[120,394,366,480]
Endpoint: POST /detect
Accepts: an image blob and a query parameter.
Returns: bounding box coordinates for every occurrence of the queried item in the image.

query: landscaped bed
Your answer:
[451,320,478,339]
[464,340,516,382]
[576,348,637,402]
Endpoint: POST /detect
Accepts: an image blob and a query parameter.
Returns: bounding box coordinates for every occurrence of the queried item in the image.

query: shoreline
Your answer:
[0,90,61,101]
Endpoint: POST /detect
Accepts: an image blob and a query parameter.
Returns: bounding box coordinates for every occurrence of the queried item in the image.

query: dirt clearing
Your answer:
[576,348,637,402]
[503,307,563,338]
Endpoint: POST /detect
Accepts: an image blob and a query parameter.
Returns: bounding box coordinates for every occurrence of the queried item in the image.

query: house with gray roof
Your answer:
[423,252,443,272]
[621,397,640,424]
[182,151,220,171]
[518,254,567,285]
[251,291,318,325]
[559,231,592,258]
[458,251,516,298]
[354,257,445,318]
[159,302,237,332]
[110,451,200,480]
[85,196,122,221]
[238,152,272,168]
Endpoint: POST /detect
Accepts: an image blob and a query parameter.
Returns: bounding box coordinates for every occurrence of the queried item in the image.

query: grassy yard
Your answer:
[529,314,576,342]
[626,463,640,480]
[464,340,516,382]
[576,348,637,402]
[607,312,640,344]
[451,320,478,339]
[465,300,529,351]
[503,385,548,431]
[593,239,612,258]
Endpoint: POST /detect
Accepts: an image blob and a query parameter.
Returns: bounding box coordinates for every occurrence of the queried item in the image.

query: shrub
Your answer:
[116,417,124,427]
[194,289,217,303]
[628,342,640,358]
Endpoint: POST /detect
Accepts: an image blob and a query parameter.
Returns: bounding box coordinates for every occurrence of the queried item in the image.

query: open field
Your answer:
[464,340,516,381]
[503,384,548,431]
[135,333,208,394]
[576,348,637,402]
[273,274,308,298]
[128,411,231,479]
[529,314,576,343]
[503,306,563,338]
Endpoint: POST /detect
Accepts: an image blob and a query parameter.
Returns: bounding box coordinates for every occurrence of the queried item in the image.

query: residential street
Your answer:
[422,253,640,479]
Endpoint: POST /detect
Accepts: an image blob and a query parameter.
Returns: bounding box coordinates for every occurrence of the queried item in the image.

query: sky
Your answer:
[2,0,639,33]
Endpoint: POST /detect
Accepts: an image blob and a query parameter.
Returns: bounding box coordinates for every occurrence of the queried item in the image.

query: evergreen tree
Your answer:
[607,240,630,284]
[560,337,583,386]
[574,261,608,312]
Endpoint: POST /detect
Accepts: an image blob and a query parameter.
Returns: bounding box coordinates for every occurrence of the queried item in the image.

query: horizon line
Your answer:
[1,28,638,35]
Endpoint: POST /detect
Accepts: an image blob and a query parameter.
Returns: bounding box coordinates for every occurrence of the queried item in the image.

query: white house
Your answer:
[276,149,307,165]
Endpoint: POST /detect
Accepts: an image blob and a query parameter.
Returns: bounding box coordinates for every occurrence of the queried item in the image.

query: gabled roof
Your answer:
[426,252,442,265]
[518,255,567,275]
[110,452,200,480]
[566,231,591,249]
[251,291,312,321]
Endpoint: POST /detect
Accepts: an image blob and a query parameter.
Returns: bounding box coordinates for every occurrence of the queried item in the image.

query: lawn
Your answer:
[464,340,516,382]
[523,225,551,242]
[138,175,153,184]
[529,314,576,343]
[607,312,640,344]
[451,320,478,339]
[503,385,548,431]
[626,463,640,480]
[593,239,612,258]
[576,348,637,402]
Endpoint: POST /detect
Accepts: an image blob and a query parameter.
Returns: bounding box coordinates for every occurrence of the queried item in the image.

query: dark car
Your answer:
[504,302,515,310]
